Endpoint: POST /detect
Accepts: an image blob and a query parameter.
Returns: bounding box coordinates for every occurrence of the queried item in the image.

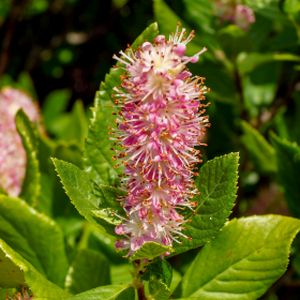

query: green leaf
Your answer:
[143,259,173,287]
[110,264,133,285]
[148,279,170,300]
[271,134,300,217]
[49,101,88,146]
[84,23,159,186]
[284,0,300,16]
[237,52,300,75]
[53,158,122,236]
[36,136,85,218]
[54,141,84,168]
[15,110,41,207]
[181,215,300,299]
[38,172,55,216]
[88,229,125,265]
[170,269,182,294]
[242,62,280,117]
[65,249,110,294]
[202,63,237,105]
[130,242,173,261]
[174,153,239,254]
[42,89,71,131]
[65,285,134,300]
[0,239,69,299]
[268,25,299,51]
[17,72,37,99]
[216,25,250,58]
[247,15,273,50]
[0,246,24,288]
[0,195,69,288]
[274,92,300,142]
[92,184,126,212]
[91,208,121,226]
[244,0,292,24]
[183,0,214,34]
[37,134,56,174]
[241,121,276,174]
[84,91,120,186]
[284,0,300,34]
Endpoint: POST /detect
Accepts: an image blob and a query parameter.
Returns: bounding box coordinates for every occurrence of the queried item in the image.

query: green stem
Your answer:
[132,260,147,300]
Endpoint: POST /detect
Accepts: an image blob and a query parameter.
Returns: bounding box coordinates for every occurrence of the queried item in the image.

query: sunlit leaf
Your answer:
[174,153,239,254]
[181,215,300,299]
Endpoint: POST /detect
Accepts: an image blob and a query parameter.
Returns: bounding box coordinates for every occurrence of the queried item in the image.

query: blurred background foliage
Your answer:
[0,0,153,104]
[1,0,300,299]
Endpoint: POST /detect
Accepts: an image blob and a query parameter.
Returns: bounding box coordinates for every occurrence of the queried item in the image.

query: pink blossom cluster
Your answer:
[0,87,40,196]
[112,28,209,254]
[214,0,255,30]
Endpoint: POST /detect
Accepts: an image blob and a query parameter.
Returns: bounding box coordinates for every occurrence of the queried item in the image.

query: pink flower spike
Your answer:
[214,1,255,30]
[112,27,209,255]
[0,87,41,196]
[235,4,256,30]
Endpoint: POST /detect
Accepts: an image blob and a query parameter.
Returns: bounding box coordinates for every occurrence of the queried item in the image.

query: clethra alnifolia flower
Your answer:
[214,0,255,30]
[112,27,209,254]
[234,4,255,30]
[0,87,40,196]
